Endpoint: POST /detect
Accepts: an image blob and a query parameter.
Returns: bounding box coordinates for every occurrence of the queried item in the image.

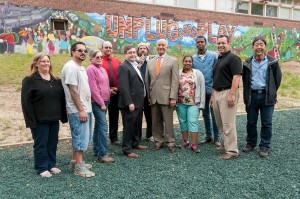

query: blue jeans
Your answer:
[246,92,274,149]
[30,121,59,174]
[92,102,109,159]
[202,93,220,140]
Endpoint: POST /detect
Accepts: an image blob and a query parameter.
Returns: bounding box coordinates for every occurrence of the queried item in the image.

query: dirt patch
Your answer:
[1,61,300,145]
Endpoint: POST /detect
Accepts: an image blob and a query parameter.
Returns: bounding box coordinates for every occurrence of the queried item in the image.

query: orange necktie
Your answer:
[156,56,162,76]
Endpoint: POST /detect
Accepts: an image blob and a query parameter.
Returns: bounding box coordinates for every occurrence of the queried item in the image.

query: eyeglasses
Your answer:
[75,49,88,53]
[95,56,103,59]
[104,46,112,49]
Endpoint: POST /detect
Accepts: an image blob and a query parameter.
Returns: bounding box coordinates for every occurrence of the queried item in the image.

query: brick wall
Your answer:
[7,0,300,29]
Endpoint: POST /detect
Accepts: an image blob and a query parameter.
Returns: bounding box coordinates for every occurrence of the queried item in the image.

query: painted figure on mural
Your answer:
[0,32,16,53]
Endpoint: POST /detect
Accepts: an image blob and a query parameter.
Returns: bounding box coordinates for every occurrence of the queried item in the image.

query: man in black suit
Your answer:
[117,44,148,158]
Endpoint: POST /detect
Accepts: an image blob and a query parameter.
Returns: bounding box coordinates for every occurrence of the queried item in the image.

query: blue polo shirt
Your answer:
[251,56,268,90]
[192,50,218,94]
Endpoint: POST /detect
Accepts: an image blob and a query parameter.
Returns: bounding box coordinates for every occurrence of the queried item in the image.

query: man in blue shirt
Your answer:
[242,36,282,158]
[193,36,221,146]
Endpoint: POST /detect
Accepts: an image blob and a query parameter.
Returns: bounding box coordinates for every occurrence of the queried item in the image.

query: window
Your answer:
[294,0,300,6]
[236,2,249,14]
[251,3,264,16]
[293,9,300,20]
[178,0,196,9]
[280,7,291,19]
[281,0,291,5]
[266,5,278,17]
[216,0,233,12]
[270,0,279,2]
[156,0,175,6]
[199,0,214,10]
[51,19,68,31]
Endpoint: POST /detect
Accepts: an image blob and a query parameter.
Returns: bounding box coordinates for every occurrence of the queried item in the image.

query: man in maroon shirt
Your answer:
[101,41,122,145]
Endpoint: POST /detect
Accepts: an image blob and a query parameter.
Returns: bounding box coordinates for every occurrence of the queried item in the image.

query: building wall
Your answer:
[1,0,300,60]
[7,0,300,29]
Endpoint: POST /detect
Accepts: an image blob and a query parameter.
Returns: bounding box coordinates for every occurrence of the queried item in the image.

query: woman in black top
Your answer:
[21,52,67,177]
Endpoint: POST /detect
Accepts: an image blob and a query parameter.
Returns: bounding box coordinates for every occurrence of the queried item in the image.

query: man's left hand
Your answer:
[170,99,176,107]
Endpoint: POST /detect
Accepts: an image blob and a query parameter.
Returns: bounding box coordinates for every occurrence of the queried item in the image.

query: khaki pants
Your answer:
[151,103,175,147]
[213,89,239,154]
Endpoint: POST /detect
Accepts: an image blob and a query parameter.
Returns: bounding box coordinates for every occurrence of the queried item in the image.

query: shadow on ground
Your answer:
[0,109,299,198]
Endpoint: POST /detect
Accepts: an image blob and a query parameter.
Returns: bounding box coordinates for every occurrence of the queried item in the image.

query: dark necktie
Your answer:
[108,58,114,87]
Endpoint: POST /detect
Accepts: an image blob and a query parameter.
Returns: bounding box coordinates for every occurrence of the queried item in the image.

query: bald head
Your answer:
[156,39,168,56]
[102,41,113,57]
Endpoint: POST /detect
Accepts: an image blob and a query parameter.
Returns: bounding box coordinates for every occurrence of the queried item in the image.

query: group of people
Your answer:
[21,35,282,178]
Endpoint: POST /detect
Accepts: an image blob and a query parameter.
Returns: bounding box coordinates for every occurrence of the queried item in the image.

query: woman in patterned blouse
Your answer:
[176,56,205,153]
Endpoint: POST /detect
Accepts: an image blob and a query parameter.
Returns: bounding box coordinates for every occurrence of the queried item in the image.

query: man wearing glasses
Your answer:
[62,41,95,177]
[101,41,122,146]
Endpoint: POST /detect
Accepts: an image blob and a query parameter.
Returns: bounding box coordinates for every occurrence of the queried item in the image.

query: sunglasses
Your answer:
[75,49,88,53]
[95,56,103,59]
[104,46,112,49]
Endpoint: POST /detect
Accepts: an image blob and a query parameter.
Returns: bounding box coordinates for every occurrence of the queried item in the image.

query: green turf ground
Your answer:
[0,109,299,198]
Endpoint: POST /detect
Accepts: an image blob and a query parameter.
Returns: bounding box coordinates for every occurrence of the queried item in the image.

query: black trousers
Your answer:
[120,108,141,155]
[137,96,152,139]
[108,94,120,142]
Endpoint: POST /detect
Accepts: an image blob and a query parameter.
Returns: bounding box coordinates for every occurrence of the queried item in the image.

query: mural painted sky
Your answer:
[1,3,300,60]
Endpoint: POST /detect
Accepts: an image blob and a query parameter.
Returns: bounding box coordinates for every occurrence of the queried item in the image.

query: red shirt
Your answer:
[102,55,121,88]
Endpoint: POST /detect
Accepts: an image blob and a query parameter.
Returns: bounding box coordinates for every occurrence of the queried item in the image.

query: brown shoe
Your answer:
[167,146,176,153]
[218,153,238,160]
[259,148,268,158]
[152,145,162,151]
[97,156,115,163]
[215,145,225,151]
[135,145,148,150]
[127,152,138,158]
[242,144,255,152]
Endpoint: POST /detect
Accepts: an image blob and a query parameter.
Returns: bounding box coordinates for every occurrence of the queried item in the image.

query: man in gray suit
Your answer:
[145,39,179,153]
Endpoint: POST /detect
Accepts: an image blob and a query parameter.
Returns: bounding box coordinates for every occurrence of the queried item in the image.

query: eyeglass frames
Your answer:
[75,49,88,53]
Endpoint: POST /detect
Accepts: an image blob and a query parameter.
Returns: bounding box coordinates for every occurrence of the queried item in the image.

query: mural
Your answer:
[1,3,300,61]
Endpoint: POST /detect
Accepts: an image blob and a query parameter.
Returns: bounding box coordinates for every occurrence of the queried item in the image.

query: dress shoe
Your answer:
[97,156,115,163]
[242,144,255,152]
[152,145,162,151]
[111,140,122,146]
[215,145,225,151]
[167,146,176,153]
[259,148,268,158]
[214,139,222,146]
[127,152,138,158]
[135,145,148,150]
[218,153,238,160]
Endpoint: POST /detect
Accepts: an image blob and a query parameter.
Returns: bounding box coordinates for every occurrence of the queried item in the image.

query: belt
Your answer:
[252,89,266,94]
[215,87,231,92]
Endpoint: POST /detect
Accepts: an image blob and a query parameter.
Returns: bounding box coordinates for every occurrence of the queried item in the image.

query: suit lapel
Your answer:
[125,60,144,83]
[157,55,169,77]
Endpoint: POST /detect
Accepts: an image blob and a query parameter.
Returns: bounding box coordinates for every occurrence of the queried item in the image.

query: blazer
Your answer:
[145,54,179,105]
[117,60,145,109]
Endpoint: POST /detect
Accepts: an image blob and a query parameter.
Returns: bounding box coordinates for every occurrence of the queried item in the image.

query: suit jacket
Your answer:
[145,54,179,105]
[117,60,145,109]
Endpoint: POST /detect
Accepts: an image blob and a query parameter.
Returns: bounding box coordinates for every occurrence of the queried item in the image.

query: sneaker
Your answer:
[70,160,92,171]
[242,144,255,152]
[74,161,95,178]
[97,156,115,163]
[146,136,154,142]
[199,137,213,145]
[181,140,190,147]
[49,167,61,174]
[214,139,221,146]
[259,148,269,158]
[111,140,122,146]
[40,170,52,177]
[190,144,200,153]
